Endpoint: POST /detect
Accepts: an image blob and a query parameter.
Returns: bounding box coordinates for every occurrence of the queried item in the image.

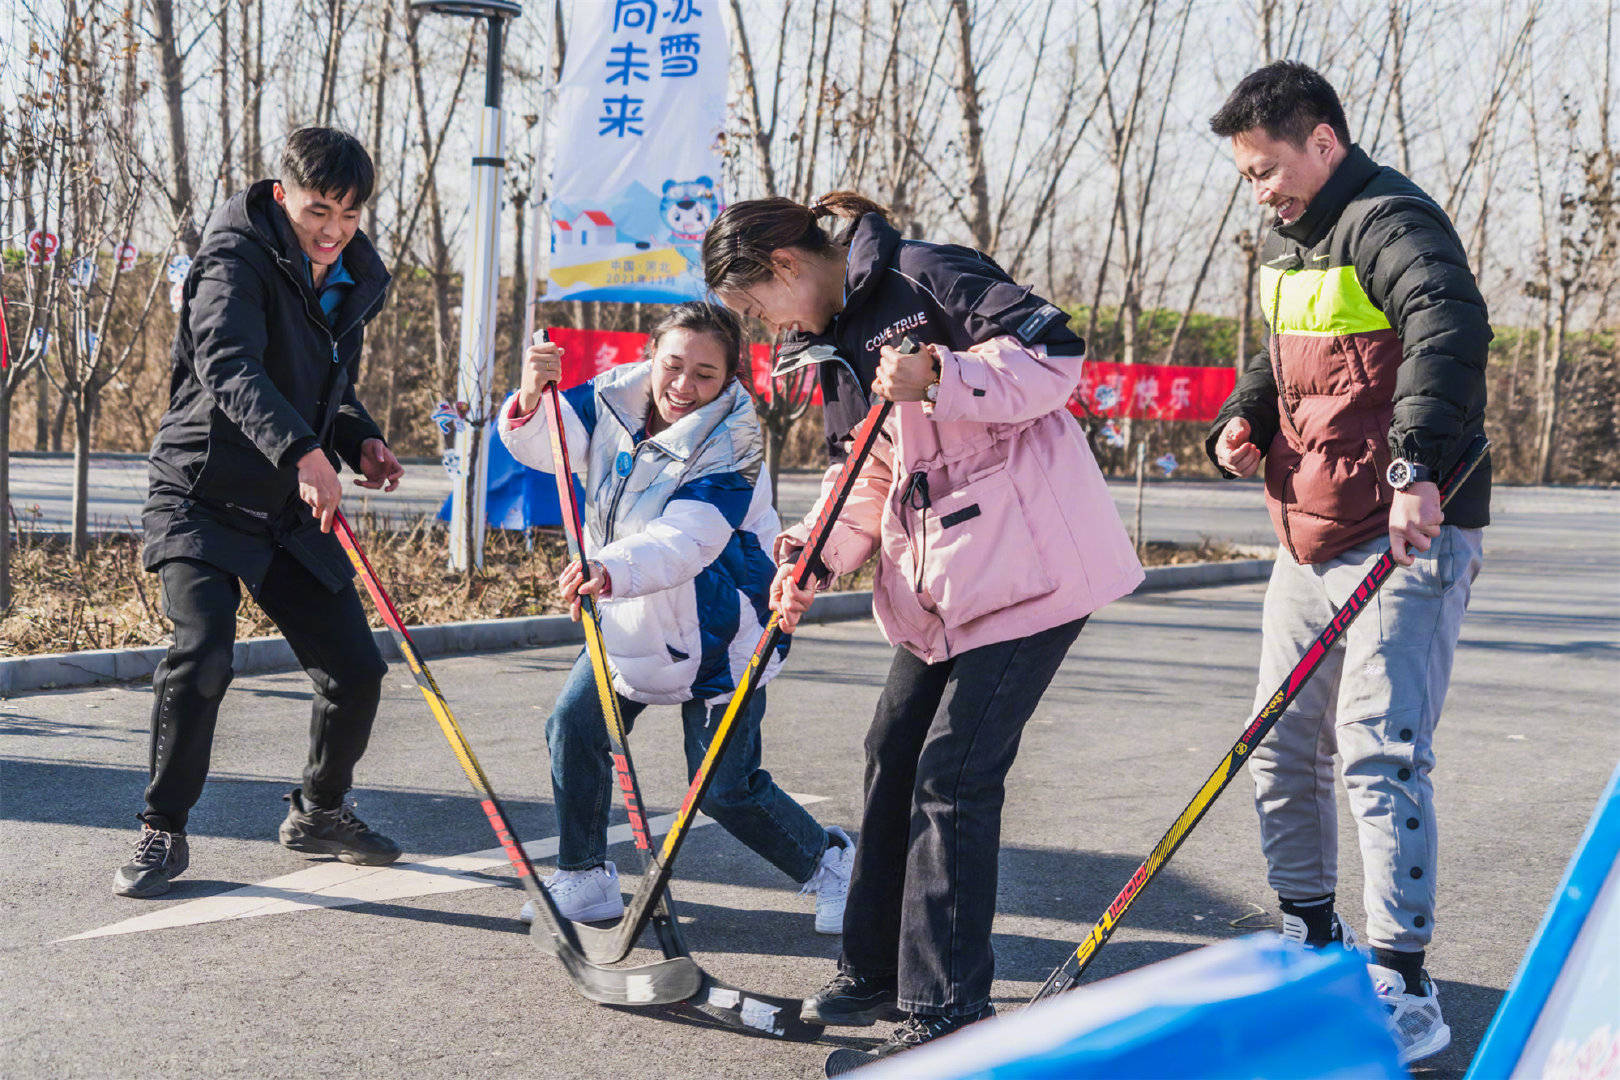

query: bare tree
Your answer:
[148,0,202,254]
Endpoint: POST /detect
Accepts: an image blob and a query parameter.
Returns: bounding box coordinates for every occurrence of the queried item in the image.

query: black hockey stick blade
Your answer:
[333,512,700,1008]
[825,1046,883,1076]
[1030,435,1490,1001]
[570,338,919,967]
[679,973,826,1041]
[529,921,703,1006]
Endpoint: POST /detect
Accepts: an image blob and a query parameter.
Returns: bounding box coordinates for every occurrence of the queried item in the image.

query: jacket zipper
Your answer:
[1266,260,1303,563]
[602,442,653,545]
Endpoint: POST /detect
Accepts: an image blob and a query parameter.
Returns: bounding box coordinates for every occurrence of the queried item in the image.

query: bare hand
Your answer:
[518,338,565,415]
[769,562,816,633]
[296,448,343,533]
[1389,482,1443,567]
[1215,417,1262,477]
[559,558,611,621]
[353,438,404,491]
[872,342,937,402]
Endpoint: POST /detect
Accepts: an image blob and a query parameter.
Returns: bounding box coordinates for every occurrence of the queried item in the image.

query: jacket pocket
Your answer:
[190,433,290,517]
[902,466,1057,629]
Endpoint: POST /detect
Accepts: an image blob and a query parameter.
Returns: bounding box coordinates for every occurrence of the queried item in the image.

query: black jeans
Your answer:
[840,617,1086,1017]
[141,552,387,832]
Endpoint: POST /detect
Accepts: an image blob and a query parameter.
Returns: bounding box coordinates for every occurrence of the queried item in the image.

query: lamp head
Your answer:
[409,0,521,18]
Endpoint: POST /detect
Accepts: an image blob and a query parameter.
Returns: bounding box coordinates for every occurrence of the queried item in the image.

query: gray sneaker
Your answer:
[113,826,190,898]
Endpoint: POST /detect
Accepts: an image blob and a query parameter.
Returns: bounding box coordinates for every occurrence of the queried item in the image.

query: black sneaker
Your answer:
[802,971,902,1026]
[279,788,401,866]
[824,1006,996,1075]
[113,826,190,898]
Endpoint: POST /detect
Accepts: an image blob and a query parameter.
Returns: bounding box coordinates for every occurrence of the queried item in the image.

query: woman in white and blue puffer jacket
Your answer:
[498,302,851,932]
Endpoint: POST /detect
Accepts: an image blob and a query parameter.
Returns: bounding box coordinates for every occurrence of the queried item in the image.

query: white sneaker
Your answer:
[1279,909,1362,955]
[518,861,624,925]
[1369,964,1451,1065]
[800,827,853,935]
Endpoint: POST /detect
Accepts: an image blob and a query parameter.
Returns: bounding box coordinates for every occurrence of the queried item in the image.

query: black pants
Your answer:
[840,617,1086,1017]
[141,552,387,832]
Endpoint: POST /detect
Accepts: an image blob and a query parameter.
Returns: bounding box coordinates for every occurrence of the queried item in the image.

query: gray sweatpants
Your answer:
[1248,525,1483,952]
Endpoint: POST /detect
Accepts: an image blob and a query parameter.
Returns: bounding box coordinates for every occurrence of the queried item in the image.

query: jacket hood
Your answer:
[1279,144,1379,247]
[839,212,903,322]
[592,360,761,464]
[202,179,390,298]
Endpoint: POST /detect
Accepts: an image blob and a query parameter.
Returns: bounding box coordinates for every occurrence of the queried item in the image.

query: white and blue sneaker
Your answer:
[1280,909,1362,955]
[800,827,854,935]
[1369,964,1451,1065]
[519,861,624,925]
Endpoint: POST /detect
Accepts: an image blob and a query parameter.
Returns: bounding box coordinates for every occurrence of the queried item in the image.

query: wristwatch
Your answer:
[1385,458,1435,491]
[923,351,941,404]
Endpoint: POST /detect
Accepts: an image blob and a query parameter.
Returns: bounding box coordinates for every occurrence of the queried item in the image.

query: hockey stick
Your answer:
[1032,434,1490,1001]
[331,511,701,1007]
[533,346,824,1041]
[565,337,915,968]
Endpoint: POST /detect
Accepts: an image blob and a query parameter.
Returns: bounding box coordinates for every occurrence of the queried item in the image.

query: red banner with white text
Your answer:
[1070,359,1235,422]
[542,328,1230,421]
[543,327,820,403]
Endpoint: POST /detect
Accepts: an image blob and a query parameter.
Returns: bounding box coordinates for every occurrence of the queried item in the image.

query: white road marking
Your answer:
[60,794,825,942]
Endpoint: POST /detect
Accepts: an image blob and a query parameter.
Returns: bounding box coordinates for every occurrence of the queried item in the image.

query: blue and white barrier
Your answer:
[857,934,1403,1080]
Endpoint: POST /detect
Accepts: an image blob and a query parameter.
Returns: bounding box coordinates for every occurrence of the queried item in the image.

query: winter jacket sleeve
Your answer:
[927,337,1082,425]
[496,382,596,478]
[1204,346,1281,477]
[939,269,1082,353]
[331,379,384,471]
[593,472,749,599]
[1354,197,1491,473]
[186,254,320,468]
[774,413,894,580]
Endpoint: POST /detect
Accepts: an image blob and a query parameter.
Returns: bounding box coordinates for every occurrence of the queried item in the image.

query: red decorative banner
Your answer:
[1071,359,1235,423]
[541,328,1231,421]
[543,327,820,404]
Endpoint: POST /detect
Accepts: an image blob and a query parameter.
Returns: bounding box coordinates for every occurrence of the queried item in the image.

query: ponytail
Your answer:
[703,190,889,294]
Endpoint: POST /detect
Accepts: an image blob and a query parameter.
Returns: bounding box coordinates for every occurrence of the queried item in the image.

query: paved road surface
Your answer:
[3,483,1616,1077]
[8,451,1282,545]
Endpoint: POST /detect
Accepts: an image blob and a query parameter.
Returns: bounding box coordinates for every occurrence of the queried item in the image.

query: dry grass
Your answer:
[0,523,1254,657]
[0,516,578,657]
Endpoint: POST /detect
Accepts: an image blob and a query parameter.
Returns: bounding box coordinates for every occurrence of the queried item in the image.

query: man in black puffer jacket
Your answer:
[118,128,404,898]
[1203,63,1490,1067]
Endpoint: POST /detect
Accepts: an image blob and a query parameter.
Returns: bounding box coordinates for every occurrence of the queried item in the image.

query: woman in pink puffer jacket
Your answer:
[704,191,1143,1064]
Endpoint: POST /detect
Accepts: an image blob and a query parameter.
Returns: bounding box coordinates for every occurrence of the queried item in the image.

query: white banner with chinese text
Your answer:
[547,0,726,303]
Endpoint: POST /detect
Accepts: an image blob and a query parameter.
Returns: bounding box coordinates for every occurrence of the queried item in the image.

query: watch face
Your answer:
[1387,459,1412,490]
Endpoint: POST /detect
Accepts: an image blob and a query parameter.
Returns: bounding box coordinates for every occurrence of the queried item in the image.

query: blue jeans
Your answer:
[548,651,827,882]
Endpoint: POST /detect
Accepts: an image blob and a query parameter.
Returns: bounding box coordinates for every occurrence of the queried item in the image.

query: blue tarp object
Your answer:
[1467,762,1620,1079]
[856,935,1404,1080]
[436,425,574,530]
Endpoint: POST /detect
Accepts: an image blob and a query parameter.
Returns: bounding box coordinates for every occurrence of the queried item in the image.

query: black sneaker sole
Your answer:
[113,871,178,898]
[279,832,401,866]
[801,999,904,1027]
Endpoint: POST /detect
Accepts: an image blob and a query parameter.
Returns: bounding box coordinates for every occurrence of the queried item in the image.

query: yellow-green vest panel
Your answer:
[1260,264,1393,337]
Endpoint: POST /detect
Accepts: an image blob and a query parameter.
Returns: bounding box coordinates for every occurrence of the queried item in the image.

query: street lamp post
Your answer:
[411,0,522,571]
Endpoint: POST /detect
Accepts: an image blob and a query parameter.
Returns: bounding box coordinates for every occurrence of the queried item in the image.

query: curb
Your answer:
[0,559,1270,697]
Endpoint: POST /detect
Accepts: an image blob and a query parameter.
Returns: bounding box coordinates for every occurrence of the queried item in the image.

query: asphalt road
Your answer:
[7,451,1279,546]
[2,485,1616,1078]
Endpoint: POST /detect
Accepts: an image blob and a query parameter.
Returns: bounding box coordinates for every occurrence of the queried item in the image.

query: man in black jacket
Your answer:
[118,128,405,898]
[1204,63,1490,1066]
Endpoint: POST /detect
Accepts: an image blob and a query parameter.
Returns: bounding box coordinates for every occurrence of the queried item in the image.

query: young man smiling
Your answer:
[121,127,404,897]
[1204,63,1491,1065]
